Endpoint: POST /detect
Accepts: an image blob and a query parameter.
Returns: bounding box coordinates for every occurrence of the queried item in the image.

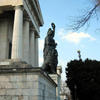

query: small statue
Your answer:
[42,23,58,74]
[77,50,81,60]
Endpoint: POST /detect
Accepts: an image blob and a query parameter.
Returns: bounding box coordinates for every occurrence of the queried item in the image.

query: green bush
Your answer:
[66,59,100,100]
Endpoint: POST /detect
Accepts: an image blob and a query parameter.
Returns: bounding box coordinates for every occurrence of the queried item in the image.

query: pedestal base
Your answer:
[0,61,57,100]
[49,74,61,100]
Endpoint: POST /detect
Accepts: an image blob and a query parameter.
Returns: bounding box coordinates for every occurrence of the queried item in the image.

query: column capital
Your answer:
[24,17,31,22]
[30,27,36,32]
[30,28,40,38]
[14,5,24,10]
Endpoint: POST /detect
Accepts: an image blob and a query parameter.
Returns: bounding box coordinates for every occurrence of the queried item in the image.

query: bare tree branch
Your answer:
[69,3,100,31]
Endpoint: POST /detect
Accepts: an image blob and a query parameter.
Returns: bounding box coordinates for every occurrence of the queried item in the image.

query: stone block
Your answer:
[0,89,6,95]
[11,82,34,89]
[6,89,16,95]
[10,74,27,82]
[0,96,12,100]
[28,96,38,100]
[12,96,18,100]
[23,96,28,100]
[0,82,12,89]
[26,74,38,82]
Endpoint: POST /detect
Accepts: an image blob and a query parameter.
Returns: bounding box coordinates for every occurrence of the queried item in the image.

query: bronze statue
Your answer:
[42,23,58,74]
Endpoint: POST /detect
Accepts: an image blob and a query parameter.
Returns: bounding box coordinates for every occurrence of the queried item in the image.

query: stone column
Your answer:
[35,37,39,66]
[23,17,30,63]
[29,29,35,67]
[11,6,23,60]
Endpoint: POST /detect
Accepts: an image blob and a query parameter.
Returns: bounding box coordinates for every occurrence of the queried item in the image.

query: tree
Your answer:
[66,59,100,100]
[69,0,100,31]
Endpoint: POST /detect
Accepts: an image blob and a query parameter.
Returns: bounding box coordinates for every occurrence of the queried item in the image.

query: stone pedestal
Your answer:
[49,74,61,100]
[0,61,57,100]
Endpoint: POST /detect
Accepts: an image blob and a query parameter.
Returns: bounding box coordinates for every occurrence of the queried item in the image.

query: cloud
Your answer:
[63,32,96,44]
[39,39,44,51]
[57,28,96,44]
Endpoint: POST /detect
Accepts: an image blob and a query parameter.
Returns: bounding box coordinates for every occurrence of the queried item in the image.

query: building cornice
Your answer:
[23,0,40,33]
[33,0,44,26]
[0,0,44,27]
[25,0,44,26]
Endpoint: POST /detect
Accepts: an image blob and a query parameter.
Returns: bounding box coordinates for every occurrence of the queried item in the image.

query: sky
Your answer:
[38,0,100,81]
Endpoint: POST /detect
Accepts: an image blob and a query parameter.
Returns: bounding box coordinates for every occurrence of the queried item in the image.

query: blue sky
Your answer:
[38,0,100,81]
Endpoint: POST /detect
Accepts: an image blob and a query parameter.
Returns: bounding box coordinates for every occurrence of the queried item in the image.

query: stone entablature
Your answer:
[0,0,44,32]
[0,0,23,7]
[23,0,44,34]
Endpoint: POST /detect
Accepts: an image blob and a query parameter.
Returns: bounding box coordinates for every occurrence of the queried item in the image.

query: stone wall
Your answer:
[0,14,13,60]
[0,64,56,100]
[39,75,56,100]
[0,18,8,60]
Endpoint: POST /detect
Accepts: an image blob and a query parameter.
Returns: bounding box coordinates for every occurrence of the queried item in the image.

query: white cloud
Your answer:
[63,32,96,44]
[57,28,96,44]
[39,39,44,51]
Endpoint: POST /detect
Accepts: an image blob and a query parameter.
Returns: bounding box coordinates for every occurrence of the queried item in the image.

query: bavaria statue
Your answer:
[42,23,58,74]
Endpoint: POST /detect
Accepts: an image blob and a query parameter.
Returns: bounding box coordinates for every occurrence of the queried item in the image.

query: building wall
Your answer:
[0,18,9,60]
[39,75,56,100]
[0,15,13,60]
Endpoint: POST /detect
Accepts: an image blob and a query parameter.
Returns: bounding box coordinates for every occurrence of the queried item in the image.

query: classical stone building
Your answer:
[0,0,44,67]
[0,0,61,100]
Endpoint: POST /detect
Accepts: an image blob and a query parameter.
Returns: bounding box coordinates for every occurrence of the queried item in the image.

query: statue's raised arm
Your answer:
[51,23,55,30]
[51,23,55,37]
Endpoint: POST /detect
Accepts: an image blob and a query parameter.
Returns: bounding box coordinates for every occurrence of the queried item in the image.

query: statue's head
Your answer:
[51,23,55,29]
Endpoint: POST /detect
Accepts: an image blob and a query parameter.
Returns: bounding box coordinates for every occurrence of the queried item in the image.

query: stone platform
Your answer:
[50,74,61,100]
[0,60,57,100]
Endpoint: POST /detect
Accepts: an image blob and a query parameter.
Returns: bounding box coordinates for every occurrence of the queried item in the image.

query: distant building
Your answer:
[60,81,71,100]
